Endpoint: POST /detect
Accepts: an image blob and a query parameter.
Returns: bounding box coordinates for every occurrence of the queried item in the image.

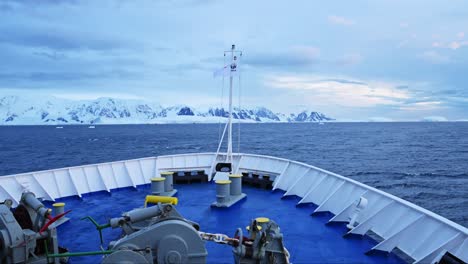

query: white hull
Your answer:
[0,152,466,263]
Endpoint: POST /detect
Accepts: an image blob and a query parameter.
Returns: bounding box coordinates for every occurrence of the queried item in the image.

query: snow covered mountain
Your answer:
[0,95,334,125]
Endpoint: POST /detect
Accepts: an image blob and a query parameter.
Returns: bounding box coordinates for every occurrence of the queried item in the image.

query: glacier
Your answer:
[0,95,334,125]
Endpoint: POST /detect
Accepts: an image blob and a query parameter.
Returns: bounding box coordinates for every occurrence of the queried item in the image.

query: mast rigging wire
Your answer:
[237,52,242,154]
[218,53,226,149]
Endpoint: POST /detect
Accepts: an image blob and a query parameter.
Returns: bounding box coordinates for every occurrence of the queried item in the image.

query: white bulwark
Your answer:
[0,152,467,264]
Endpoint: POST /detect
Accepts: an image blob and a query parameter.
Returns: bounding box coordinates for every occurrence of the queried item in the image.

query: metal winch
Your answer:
[78,197,207,264]
[104,203,207,264]
[199,217,290,264]
[35,193,290,264]
[0,192,69,264]
[233,217,290,264]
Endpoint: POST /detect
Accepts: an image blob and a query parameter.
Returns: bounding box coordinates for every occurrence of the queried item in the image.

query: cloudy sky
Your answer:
[1,0,467,120]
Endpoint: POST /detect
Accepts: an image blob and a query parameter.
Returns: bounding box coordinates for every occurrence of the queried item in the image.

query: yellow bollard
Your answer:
[52,202,65,215]
[144,195,178,207]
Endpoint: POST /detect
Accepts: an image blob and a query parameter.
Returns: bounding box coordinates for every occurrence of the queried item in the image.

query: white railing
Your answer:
[0,152,466,263]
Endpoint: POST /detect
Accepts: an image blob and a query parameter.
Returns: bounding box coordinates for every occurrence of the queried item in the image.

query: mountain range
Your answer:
[0,95,334,125]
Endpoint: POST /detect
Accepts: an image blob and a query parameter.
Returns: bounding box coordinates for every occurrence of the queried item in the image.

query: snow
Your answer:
[368,117,394,122]
[0,95,333,125]
[421,116,448,122]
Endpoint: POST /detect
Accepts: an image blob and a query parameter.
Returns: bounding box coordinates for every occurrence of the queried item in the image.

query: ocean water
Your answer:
[0,123,467,227]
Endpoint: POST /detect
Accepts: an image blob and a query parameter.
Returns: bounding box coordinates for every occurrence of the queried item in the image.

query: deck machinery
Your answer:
[0,192,69,264]
[1,192,289,264]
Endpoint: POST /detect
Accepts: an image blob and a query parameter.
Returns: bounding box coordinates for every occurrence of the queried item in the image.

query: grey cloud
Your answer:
[2,0,78,7]
[244,52,319,68]
[159,62,213,75]
[0,70,142,85]
[0,26,141,52]
[33,51,67,60]
[321,79,367,85]
[0,0,78,13]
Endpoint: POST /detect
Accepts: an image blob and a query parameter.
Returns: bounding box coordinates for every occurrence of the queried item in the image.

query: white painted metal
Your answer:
[212,45,242,166]
[454,238,468,261]
[328,199,360,223]
[299,177,344,205]
[414,233,465,264]
[0,152,466,263]
[274,162,308,191]
[213,172,229,181]
[315,183,367,214]
[227,48,233,163]
[283,168,311,196]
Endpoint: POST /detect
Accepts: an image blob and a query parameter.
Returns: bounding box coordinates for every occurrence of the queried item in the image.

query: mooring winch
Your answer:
[198,217,290,264]
[79,201,207,264]
[12,192,291,264]
[80,200,290,263]
[0,192,70,264]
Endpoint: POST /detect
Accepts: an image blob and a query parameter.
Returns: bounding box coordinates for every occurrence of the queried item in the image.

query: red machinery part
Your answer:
[39,210,71,234]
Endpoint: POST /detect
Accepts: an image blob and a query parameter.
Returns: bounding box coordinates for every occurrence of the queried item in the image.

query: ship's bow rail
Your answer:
[0,152,466,263]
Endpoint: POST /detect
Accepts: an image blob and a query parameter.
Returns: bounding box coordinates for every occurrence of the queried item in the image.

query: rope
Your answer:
[218,53,226,147]
[216,122,228,155]
[237,52,242,154]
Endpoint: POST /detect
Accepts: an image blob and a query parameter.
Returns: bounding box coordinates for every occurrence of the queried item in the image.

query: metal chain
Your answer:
[198,231,239,246]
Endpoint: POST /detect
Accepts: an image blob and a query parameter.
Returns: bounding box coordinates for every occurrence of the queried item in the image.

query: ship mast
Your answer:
[227,44,235,162]
[211,44,241,178]
[226,44,242,163]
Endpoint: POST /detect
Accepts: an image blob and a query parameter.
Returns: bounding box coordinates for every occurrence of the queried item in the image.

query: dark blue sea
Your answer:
[0,123,467,227]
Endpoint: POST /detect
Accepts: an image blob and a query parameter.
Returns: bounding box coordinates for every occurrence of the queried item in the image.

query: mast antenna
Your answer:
[226,44,235,162]
[210,44,243,180]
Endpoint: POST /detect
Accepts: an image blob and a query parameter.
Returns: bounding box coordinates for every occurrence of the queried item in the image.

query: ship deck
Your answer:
[2,153,467,262]
[47,183,404,264]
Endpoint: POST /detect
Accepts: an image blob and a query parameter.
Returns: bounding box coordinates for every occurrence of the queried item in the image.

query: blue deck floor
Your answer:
[46,183,405,264]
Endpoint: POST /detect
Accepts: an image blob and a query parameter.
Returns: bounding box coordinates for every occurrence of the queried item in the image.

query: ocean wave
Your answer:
[375,182,425,189]
[349,171,468,179]
[1,123,467,227]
